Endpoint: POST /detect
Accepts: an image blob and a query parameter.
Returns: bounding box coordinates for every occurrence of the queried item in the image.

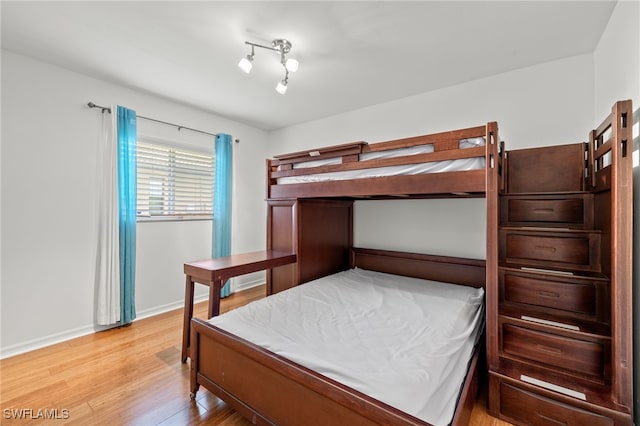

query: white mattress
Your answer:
[278,137,486,184]
[208,268,485,425]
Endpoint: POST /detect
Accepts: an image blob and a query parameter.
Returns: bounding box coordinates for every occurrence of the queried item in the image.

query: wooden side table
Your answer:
[181,250,296,362]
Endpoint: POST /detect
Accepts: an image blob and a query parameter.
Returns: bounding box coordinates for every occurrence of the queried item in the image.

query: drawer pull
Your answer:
[536,412,568,426]
[537,290,561,298]
[535,245,557,253]
[536,345,563,355]
[533,208,555,214]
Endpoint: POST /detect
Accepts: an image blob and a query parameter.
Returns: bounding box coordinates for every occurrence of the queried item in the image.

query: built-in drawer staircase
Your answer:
[487,108,633,426]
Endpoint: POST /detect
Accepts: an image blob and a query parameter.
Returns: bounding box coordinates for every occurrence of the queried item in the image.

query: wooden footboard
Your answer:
[190,248,486,425]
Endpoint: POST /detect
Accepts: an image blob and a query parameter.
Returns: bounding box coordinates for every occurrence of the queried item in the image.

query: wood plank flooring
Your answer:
[1,285,511,425]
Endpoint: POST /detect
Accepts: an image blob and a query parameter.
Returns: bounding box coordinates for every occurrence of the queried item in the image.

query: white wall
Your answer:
[593,0,640,418]
[355,199,486,259]
[269,54,595,260]
[0,51,268,358]
[594,1,640,117]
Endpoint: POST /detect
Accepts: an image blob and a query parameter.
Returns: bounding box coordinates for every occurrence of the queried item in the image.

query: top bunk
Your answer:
[266,122,503,199]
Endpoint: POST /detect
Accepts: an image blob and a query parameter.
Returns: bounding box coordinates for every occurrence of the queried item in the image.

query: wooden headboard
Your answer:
[350,247,486,288]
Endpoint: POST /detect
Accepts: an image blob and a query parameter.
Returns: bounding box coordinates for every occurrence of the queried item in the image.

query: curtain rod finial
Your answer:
[88,101,110,114]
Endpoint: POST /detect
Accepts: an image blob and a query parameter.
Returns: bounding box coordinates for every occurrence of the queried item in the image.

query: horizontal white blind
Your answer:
[137,141,214,219]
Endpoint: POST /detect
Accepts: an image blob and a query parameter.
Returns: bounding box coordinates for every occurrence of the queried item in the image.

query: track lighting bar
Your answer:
[238,38,299,94]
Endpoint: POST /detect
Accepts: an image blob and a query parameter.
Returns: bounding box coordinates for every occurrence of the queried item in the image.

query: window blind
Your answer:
[136,140,214,219]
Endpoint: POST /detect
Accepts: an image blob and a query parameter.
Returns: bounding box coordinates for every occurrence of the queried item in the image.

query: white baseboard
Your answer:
[0,295,209,360]
[232,277,264,293]
[135,295,209,321]
[0,283,262,360]
[0,324,97,360]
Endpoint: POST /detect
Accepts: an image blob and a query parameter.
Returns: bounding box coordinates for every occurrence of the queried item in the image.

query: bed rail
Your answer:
[589,99,634,410]
[588,100,633,191]
[266,123,501,199]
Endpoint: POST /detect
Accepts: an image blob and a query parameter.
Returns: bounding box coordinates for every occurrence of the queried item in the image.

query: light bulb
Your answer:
[238,55,253,74]
[276,79,288,94]
[285,58,299,73]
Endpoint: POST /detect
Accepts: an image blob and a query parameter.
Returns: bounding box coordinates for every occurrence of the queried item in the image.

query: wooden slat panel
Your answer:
[594,140,612,160]
[271,147,485,179]
[273,141,367,162]
[269,170,486,199]
[506,143,585,193]
[594,112,613,139]
[364,125,487,152]
[350,247,485,288]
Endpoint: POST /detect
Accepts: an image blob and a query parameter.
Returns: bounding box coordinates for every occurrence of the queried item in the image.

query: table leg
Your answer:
[181,275,195,363]
[208,280,222,318]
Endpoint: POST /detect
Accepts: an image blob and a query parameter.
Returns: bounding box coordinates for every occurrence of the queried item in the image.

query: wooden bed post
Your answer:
[610,99,633,410]
[265,158,273,199]
[485,121,500,370]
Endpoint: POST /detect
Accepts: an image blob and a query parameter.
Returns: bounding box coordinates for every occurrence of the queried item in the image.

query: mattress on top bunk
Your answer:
[277,136,486,184]
[208,267,485,426]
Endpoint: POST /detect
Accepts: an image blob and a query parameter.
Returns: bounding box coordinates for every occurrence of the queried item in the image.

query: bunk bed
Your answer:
[189,122,503,425]
[266,122,502,199]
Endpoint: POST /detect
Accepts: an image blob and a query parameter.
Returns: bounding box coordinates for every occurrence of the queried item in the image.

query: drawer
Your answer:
[497,379,613,426]
[500,270,598,316]
[507,234,588,264]
[508,198,584,224]
[499,230,601,272]
[501,323,605,378]
[500,193,594,228]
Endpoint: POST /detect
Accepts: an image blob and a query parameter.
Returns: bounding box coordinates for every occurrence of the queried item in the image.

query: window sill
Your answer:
[137,216,213,223]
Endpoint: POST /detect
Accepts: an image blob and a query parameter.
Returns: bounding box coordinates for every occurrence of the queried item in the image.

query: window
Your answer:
[137,139,214,220]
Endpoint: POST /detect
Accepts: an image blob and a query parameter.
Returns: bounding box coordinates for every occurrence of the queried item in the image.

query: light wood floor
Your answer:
[1,285,512,425]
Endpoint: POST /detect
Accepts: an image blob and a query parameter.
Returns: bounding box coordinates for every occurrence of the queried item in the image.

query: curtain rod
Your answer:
[87,102,225,140]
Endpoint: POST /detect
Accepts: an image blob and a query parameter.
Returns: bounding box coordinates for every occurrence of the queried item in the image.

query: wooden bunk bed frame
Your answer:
[266,122,503,199]
[189,122,504,425]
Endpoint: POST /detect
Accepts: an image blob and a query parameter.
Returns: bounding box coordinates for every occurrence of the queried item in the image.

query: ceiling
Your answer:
[1,1,617,130]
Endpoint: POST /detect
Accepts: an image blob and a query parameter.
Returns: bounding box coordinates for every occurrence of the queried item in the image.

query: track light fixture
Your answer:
[238,38,298,94]
[237,45,254,73]
[276,76,288,95]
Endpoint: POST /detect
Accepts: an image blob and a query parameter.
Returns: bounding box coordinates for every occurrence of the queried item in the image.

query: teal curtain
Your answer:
[213,133,233,298]
[117,106,137,324]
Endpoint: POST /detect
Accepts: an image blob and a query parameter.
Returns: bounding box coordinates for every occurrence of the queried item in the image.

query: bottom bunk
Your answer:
[190,248,486,426]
